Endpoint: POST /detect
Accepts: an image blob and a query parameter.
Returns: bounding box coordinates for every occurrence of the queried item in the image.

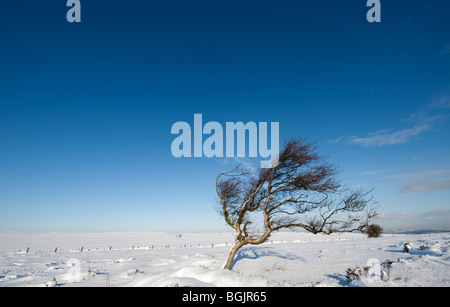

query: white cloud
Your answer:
[333,125,431,147]
[386,168,450,193]
[327,136,345,145]
[330,90,449,148]
[387,169,450,179]
[400,177,450,193]
[406,92,450,124]
[361,169,389,176]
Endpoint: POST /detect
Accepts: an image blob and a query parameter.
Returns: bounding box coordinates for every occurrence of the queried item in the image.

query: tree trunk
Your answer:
[222,241,245,270]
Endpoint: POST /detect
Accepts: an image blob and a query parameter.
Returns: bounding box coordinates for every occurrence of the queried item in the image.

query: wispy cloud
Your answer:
[400,177,450,193]
[330,90,450,147]
[386,167,450,193]
[440,43,450,56]
[361,169,389,176]
[406,92,450,124]
[430,93,450,109]
[330,125,431,147]
[387,169,450,179]
[347,125,431,147]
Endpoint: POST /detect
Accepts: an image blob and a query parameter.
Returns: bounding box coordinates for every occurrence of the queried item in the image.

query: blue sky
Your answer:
[1,0,449,232]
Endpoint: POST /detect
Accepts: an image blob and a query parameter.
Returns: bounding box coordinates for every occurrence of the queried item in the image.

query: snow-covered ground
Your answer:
[0,231,449,287]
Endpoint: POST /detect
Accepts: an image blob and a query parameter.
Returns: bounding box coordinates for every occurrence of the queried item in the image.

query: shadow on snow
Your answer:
[231,245,304,270]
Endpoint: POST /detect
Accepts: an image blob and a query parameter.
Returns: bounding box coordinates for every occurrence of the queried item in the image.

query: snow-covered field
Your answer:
[1,231,449,287]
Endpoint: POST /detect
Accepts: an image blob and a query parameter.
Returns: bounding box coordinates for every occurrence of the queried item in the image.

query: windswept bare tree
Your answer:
[216,138,381,270]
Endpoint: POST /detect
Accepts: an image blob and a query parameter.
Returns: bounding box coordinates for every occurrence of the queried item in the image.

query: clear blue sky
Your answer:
[1,0,449,233]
